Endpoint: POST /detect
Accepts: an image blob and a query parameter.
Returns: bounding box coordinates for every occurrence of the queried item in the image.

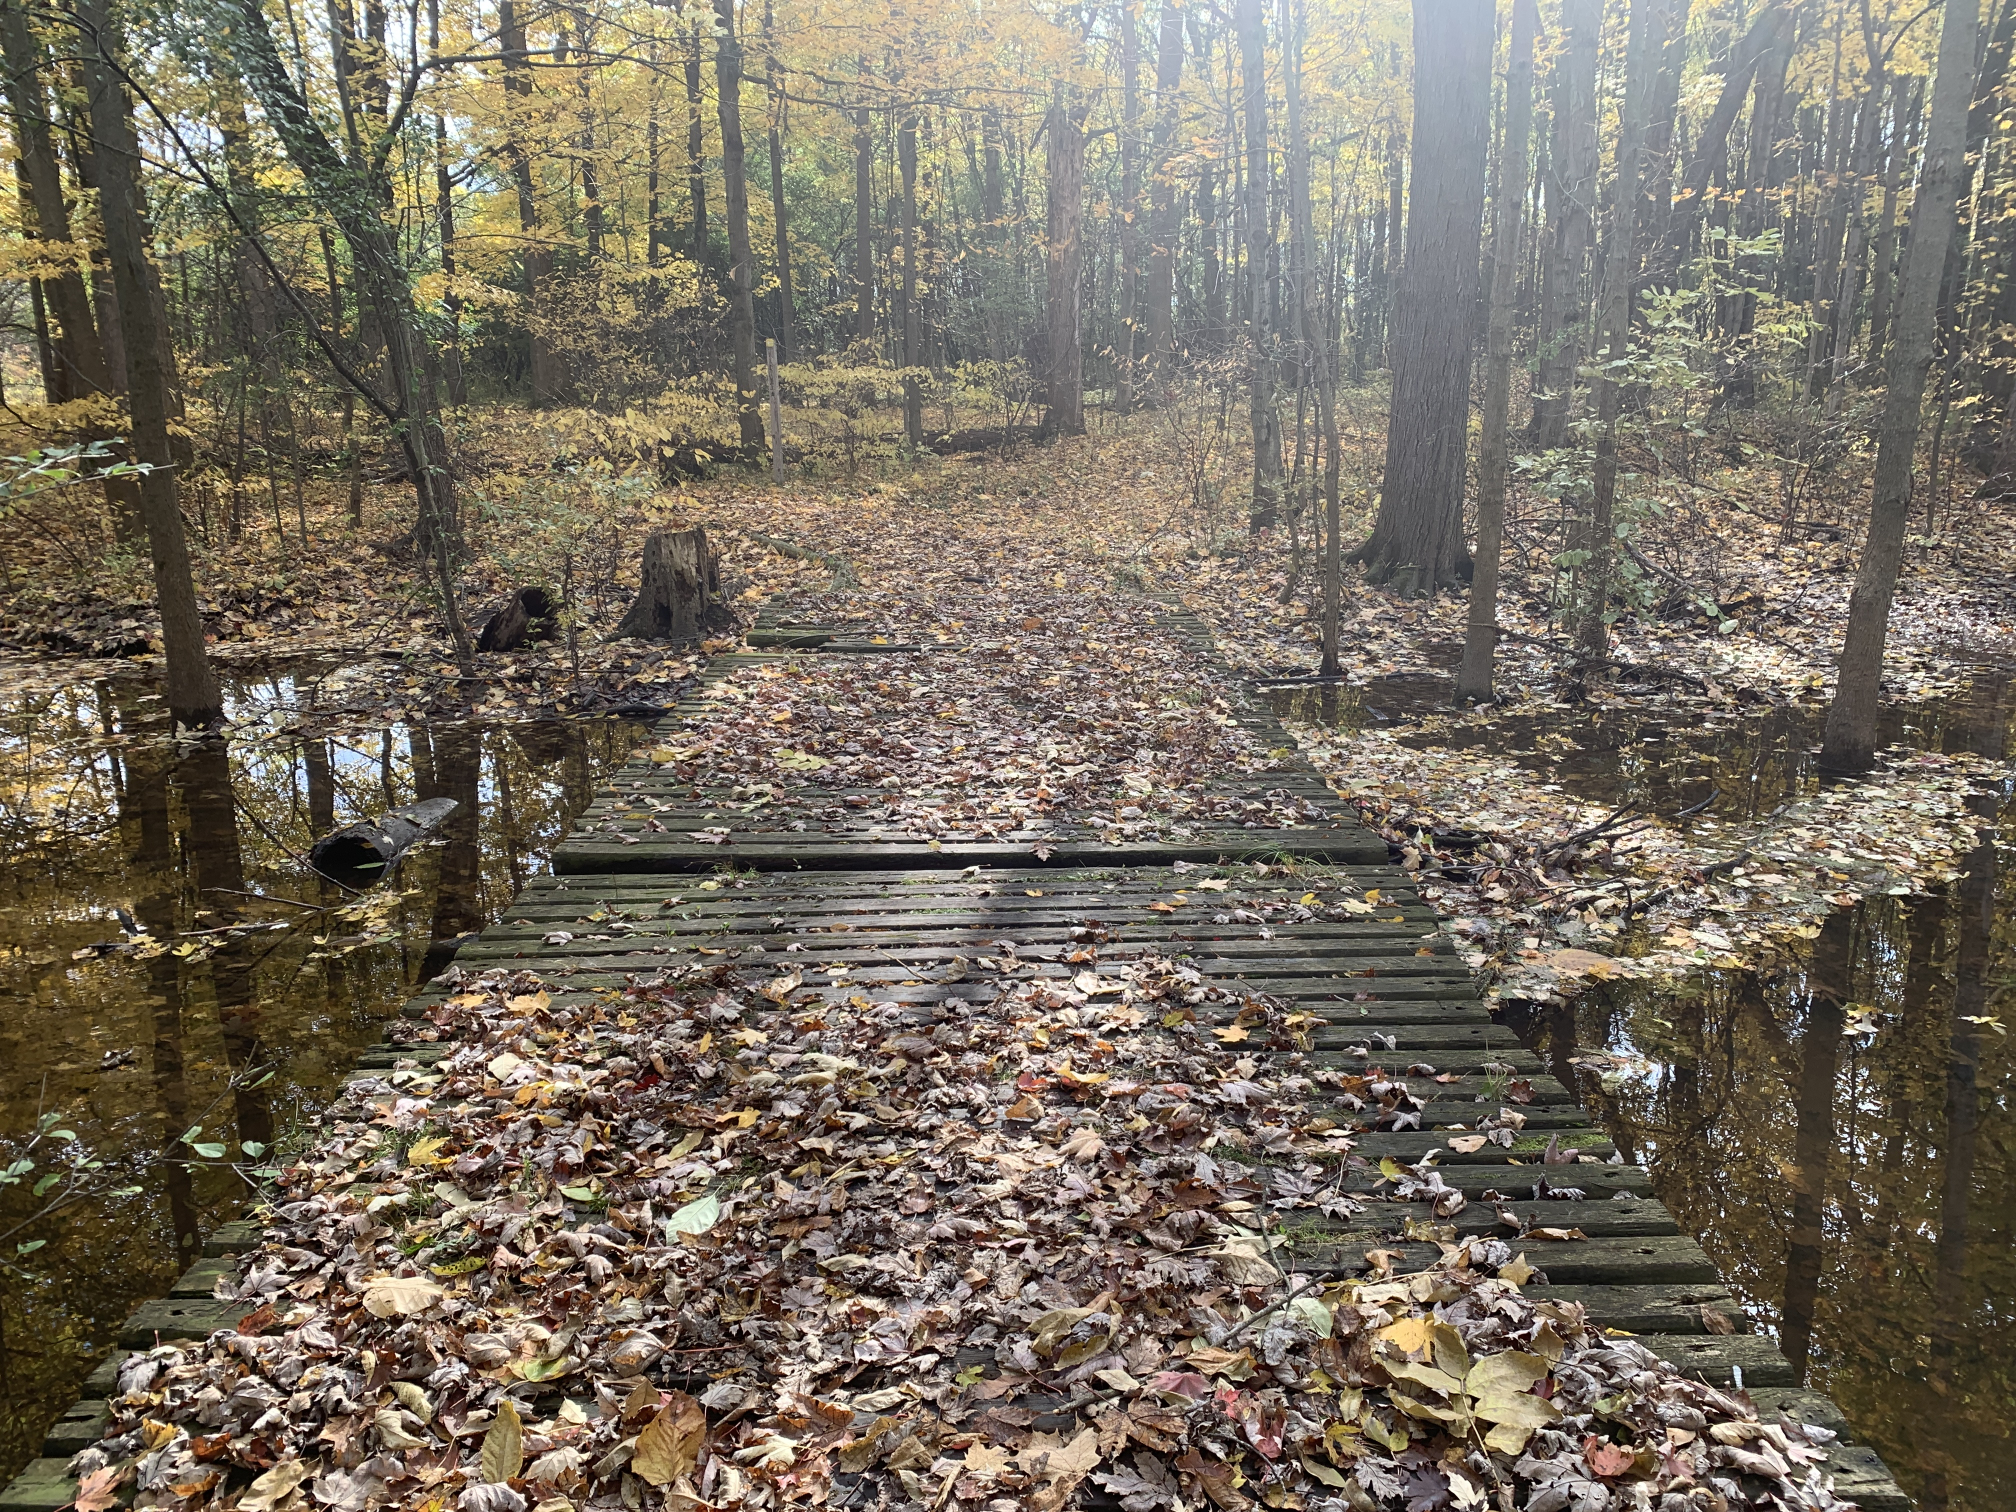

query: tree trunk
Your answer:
[1236,0,1280,529]
[1116,3,1141,412]
[855,104,875,346]
[1278,0,1340,675]
[899,106,923,445]
[1043,94,1087,437]
[223,0,476,674]
[499,0,562,403]
[1457,0,1536,702]
[1664,3,1791,281]
[1821,0,1980,772]
[614,526,735,641]
[76,0,221,728]
[1353,0,1491,591]
[1529,0,1598,447]
[1143,0,1185,384]
[686,20,710,266]
[1866,82,1916,362]
[0,1,111,407]
[1577,0,1655,657]
[714,0,764,454]
[764,1,793,362]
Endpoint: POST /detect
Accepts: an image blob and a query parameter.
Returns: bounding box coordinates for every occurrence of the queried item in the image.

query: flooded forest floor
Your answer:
[1,422,2013,1507]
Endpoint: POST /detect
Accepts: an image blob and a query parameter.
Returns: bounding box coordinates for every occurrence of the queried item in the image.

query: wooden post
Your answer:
[767,338,784,481]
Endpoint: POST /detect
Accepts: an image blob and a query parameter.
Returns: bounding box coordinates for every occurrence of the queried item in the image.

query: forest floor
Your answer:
[2,405,2013,1004]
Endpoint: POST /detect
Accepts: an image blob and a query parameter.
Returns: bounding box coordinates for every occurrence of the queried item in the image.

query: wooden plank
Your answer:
[1300,1234,1718,1285]
[0,1460,77,1512]
[119,1298,239,1347]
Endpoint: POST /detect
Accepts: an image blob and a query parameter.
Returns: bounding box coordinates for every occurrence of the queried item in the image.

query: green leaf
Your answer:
[664,1193,721,1237]
[559,1185,595,1201]
[31,1173,60,1197]
[16,1239,46,1256]
[240,1141,267,1157]
[49,1130,76,1142]
[190,1143,227,1159]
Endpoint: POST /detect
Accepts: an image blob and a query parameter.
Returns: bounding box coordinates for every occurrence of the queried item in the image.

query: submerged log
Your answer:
[476,585,560,652]
[309,797,459,888]
[613,526,736,642]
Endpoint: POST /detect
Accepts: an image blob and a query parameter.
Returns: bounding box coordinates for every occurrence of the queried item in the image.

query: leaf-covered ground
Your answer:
[78,958,1855,1512]
[5,418,2010,995]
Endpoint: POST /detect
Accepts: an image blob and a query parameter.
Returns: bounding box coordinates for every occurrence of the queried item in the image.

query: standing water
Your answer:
[0,670,648,1482]
[1274,674,2016,1512]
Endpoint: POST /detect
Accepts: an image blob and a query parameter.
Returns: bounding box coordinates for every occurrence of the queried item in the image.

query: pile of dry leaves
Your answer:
[76,958,1856,1512]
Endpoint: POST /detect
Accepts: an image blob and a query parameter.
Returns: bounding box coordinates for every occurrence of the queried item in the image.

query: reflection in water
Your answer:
[0,684,644,1482]
[1498,679,2016,1512]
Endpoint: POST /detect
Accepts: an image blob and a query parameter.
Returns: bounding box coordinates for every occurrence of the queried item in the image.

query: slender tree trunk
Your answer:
[1867,82,1915,362]
[1821,0,1980,772]
[1117,3,1141,413]
[686,21,710,266]
[898,106,922,445]
[1043,93,1087,436]
[1278,0,1340,675]
[1530,0,1598,447]
[76,0,221,727]
[1143,0,1184,385]
[713,0,764,453]
[1457,0,1536,701]
[500,0,560,403]
[1353,0,1491,591]
[1664,3,1791,281]
[223,0,475,674]
[1236,0,1279,528]
[855,103,875,346]
[0,1,110,406]
[1577,0,1655,657]
[763,1,793,362]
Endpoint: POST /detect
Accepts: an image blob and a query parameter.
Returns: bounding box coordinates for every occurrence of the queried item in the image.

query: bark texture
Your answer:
[615,526,736,641]
[1821,0,1980,771]
[715,0,766,453]
[1353,0,1492,591]
[1457,0,1536,701]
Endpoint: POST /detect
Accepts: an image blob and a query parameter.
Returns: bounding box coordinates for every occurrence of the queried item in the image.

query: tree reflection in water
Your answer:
[0,677,644,1482]
[1501,680,2015,1512]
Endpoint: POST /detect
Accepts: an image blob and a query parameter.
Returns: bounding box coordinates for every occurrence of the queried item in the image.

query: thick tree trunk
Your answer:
[1236,0,1279,529]
[76,0,221,727]
[1821,0,1980,772]
[1457,0,1536,702]
[1529,0,1598,448]
[1352,0,1491,592]
[1043,94,1087,437]
[1866,82,1916,362]
[1142,0,1185,383]
[1577,0,1656,657]
[714,0,765,454]
[615,526,735,641]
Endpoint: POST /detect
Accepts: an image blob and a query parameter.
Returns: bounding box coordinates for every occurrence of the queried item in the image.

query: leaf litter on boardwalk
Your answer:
[79,950,1855,1511]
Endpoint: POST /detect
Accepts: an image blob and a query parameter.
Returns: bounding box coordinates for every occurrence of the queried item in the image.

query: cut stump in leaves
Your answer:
[613,527,736,643]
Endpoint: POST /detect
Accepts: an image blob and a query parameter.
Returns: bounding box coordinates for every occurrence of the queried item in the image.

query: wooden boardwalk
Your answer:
[1,604,1910,1512]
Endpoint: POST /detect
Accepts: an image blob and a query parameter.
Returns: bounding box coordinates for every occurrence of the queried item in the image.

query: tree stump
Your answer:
[614,526,735,642]
[476,586,560,652]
